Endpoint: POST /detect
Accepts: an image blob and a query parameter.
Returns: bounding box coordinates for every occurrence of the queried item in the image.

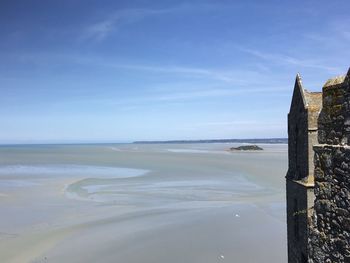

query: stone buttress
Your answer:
[286,74,322,263]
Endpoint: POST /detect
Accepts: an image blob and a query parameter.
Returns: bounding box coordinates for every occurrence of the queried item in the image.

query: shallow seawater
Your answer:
[0,143,288,263]
[0,164,148,178]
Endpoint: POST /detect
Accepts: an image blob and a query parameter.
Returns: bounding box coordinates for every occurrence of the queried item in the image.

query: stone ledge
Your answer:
[286,177,315,188]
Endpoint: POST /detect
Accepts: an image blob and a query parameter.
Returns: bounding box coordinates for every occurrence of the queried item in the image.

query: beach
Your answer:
[0,143,287,262]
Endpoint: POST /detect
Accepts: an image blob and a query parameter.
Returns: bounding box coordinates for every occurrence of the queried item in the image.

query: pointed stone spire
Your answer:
[294,73,305,92]
[296,73,302,86]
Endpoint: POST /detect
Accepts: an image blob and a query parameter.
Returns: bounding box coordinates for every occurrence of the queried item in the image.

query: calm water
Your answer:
[0,143,286,206]
[0,143,288,263]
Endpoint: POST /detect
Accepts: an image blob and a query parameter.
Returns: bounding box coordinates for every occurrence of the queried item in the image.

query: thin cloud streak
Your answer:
[104,63,245,83]
[80,2,234,42]
[76,57,287,86]
[54,85,287,110]
[12,50,287,87]
[82,7,180,41]
[237,47,342,74]
[330,18,350,42]
[4,50,290,95]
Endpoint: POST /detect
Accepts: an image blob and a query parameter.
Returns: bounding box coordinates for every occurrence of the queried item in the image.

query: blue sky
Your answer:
[1,0,349,143]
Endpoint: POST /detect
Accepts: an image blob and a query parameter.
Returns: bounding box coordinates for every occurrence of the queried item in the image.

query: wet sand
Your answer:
[0,143,287,262]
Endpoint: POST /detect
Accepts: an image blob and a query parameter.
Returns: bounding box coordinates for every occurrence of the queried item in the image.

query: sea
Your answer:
[0,143,288,263]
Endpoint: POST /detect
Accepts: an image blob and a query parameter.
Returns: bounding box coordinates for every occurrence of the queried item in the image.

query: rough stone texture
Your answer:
[287,74,322,181]
[286,74,322,263]
[309,146,350,263]
[287,180,315,263]
[308,69,350,263]
[318,71,350,145]
[287,68,350,263]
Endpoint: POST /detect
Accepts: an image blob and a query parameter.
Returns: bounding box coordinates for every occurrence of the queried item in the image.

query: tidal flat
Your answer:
[0,143,287,263]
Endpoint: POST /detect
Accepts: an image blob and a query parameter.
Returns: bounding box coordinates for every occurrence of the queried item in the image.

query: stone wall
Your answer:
[308,70,350,263]
[309,145,350,262]
[318,75,349,145]
[287,75,322,263]
[287,77,311,181]
[287,180,314,263]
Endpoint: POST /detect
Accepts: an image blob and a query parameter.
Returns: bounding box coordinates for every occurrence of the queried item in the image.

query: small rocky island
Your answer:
[229,145,263,151]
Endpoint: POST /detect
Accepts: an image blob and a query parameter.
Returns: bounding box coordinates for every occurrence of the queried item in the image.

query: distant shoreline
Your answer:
[0,138,288,146]
[133,138,287,144]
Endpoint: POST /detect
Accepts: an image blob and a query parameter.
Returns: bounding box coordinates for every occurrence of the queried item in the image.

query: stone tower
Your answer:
[286,74,322,263]
[308,69,350,262]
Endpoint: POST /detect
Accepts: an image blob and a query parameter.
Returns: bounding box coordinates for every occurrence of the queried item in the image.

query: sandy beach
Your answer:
[0,143,287,262]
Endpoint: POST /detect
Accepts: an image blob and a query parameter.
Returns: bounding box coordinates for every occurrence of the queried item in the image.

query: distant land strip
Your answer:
[133,138,287,144]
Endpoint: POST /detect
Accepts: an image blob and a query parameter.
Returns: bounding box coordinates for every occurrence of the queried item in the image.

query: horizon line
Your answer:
[0,137,287,146]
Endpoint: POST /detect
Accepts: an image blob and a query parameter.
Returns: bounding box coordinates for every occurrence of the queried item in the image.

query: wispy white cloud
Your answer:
[237,46,341,73]
[330,17,350,42]
[83,19,115,41]
[304,20,350,46]
[102,63,247,83]
[4,50,290,103]
[81,6,185,41]
[56,84,286,110]
[7,48,289,91]
[143,86,282,102]
[299,18,350,75]
[73,56,287,86]
[80,2,235,42]
[82,8,170,41]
